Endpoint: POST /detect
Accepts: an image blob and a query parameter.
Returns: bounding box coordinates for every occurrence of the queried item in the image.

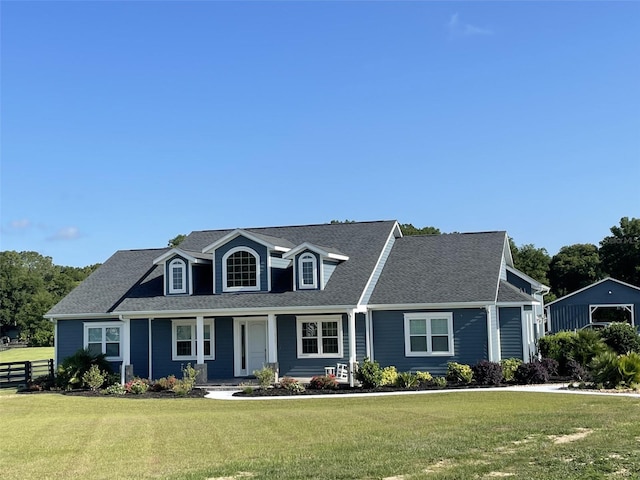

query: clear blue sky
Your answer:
[1,1,639,267]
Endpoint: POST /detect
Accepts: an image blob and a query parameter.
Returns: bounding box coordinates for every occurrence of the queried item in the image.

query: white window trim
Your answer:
[296,315,343,359]
[168,258,187,294]
[222,246,261,292]
[298,253,318,290]
[403,312,454,357]
[83,321,124,362]
[171,319,215,361]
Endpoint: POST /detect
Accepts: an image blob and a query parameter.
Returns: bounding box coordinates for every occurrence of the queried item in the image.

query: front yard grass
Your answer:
[0,346,54,362]
[2,390,639,479]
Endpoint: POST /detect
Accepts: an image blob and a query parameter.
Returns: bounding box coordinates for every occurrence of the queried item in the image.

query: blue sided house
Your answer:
[45,220,550,385]
[546,278,640,332]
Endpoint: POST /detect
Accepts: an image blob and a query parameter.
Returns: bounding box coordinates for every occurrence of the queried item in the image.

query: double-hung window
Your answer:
[169,258,187,294]
[404,312,454,356]
[298,253,318,289]
[84,322,124,361]
[172,319,215,361]
[296,315,342,358]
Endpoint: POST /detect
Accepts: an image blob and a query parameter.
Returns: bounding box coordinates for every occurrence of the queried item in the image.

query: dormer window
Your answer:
[223,247,260,292]
[169,259,187,294]
[298,253,318,289]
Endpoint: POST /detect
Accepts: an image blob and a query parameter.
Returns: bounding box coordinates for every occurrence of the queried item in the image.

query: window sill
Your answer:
[172,356,215,362]
[405,352,454,357]
[297,353,343,359]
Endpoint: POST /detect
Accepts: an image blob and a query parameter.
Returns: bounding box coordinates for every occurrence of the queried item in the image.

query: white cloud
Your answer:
[47,226,81,241]
[10,219,31,230]
[447,13,493,37]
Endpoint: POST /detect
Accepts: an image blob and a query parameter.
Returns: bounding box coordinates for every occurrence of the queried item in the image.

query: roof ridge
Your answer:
[191,220,396,234]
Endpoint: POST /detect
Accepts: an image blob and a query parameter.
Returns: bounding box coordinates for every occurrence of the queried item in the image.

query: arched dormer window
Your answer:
[298,253,318,289]
[169,258,187,294]
[223,247,260,292]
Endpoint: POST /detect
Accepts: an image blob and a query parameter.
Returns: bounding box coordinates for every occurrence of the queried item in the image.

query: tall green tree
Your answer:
[0,251,99,345]
[549,244,602,297]
[168,234,187,248]
[509,239,551,285]
[399,224,441,236]
[599,217,640,286]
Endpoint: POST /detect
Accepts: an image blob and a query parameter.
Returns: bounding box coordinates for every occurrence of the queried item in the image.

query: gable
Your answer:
[548,278,640,307]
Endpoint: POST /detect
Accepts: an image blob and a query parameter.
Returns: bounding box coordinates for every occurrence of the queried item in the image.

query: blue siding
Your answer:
[371,309,488,376]
[150,318,234,380]
[294,251,320,290]
[549,279,640,332]
[130,319,149,378]
[506,270,532,295]
[214,236,268,293]
[277,314,355,377]
[56,318,123,373]
[355,313,366,362]
[499,307,523,360]
[322,260,338,289]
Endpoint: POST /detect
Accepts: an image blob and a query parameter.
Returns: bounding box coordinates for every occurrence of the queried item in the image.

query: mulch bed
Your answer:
[17,388,209,399]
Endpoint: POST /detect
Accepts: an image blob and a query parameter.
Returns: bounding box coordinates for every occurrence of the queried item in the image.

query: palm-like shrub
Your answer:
[56,349,113,390]
[590,351,621,388]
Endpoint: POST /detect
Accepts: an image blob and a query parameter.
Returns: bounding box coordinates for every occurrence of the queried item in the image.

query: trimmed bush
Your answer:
[279,377,305,393]
[380,366,399,387]
[125,378,149,394]
[308,374,338,390]
[601,323,640,355]
[56,349,113,390]
[514,360,549,384]
[472,361,503,385]
[446,362,473,384]
[355,358,384,389]
[150,375,178,392]
[538,330,607,374]
[82,364,107,391]
[395,372,418,389]
[253,366,275,388]
[501,358,522,382]
[432,376,447,388]
[540,357,559,377]
[415,371,433,385]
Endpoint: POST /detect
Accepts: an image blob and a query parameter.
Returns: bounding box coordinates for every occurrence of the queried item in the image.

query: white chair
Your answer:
[335,363,348,380]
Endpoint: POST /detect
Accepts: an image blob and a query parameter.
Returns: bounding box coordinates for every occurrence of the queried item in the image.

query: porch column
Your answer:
[348,309,356,387]
[196,316,204,365]
[148,318,153,381]
[267,313,278,363]
[121,317,131,384]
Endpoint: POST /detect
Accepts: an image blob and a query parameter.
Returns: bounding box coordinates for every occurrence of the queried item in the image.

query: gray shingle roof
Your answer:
[497,280,537,303]
[47,221,397,316]
[369,232,507,305]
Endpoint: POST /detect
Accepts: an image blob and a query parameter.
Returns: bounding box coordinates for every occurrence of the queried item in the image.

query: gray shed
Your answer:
[546,278,640,332]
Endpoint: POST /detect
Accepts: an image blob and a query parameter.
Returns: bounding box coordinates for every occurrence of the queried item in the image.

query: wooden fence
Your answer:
[0,359,54,387]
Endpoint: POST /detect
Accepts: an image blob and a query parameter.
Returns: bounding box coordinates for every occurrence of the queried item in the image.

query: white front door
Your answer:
[233,318,268,377]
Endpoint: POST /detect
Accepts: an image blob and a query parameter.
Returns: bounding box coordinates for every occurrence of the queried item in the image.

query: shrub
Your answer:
[253,366,275,388]
[540,357,559,377]
[26,375,55,392]
[173,364,198,396]
[102,383,126,395]
[514,360,549,385]
[56,349,113,390]
[151,375,178,392]
[308,374,338,390]
[601,323,640,355]
[355,357,384,389]
[380,366,399,387]
[125,378,149,394]
[432,376,447,388]
[82,364,107,391]
[572,330,607,366]
[566,359,590,382]
[472,361,503,385]
[395,372,418,389]
[446,362,473,384]
[279,377,305,393]
[590,351,620,388]
[538,331,575,363]
[617,352,640,387]
[415,371,433,385]
[501,358,523,382]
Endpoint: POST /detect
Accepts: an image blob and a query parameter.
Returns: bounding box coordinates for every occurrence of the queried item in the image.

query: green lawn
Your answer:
[2,390,640,480]
[0,346,54,362]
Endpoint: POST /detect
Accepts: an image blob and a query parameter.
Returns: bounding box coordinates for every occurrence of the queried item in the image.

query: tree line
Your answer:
[2,217,638,346]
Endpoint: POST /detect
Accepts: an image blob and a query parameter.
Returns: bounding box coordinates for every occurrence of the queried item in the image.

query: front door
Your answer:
[233,318,267,377]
